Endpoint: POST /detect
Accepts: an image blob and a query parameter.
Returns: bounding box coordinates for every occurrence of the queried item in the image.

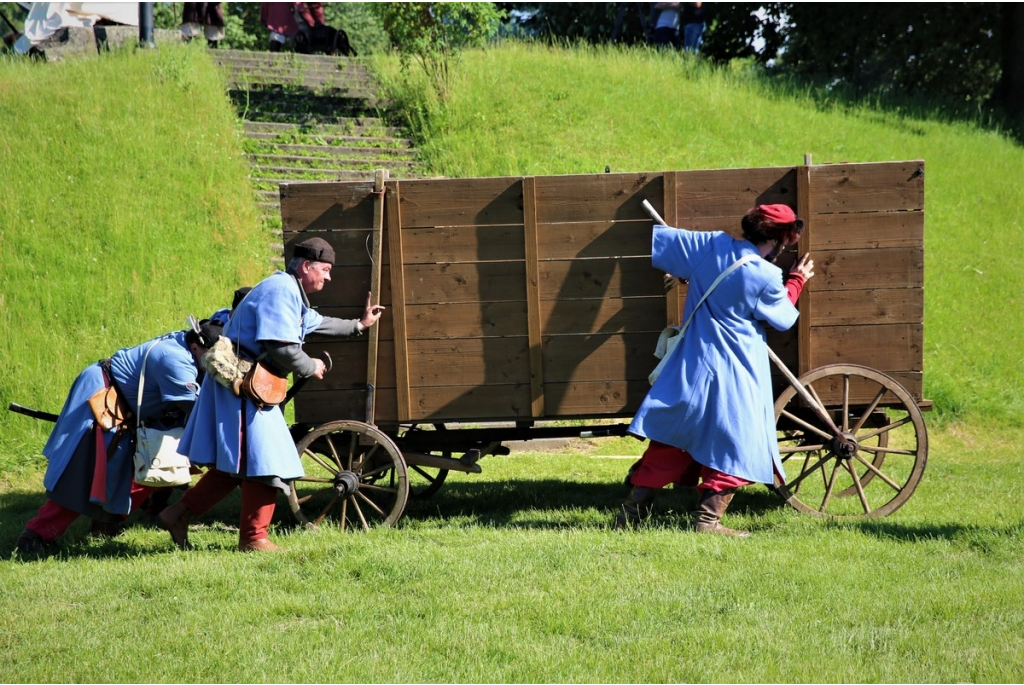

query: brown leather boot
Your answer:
[15,529,50,557]
[613,487,658,529]
[691,489,750,538]
[157,500,193,550]
[238,537,284,552]
[89,519,124,538]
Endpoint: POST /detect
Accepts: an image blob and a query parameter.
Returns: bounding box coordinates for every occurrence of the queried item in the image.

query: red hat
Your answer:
[757,204,798,224]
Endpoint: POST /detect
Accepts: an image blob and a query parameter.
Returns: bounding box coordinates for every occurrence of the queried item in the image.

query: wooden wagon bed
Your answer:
[281,160,925,430]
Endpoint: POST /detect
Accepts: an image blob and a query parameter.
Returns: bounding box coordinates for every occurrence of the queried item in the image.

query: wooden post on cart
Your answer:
[365,168,388,425]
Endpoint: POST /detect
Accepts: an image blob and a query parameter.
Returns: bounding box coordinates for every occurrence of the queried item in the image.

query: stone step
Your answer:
[250,164,389,178]
[225,78,379,97]
[250,154,418,171]
[255,171,378,185]
[212,49,365,67]
[243,122,406,139]
[228,90,389,116]
[239,110,405,129]
[221,66,376,83]
[247,143,416,159]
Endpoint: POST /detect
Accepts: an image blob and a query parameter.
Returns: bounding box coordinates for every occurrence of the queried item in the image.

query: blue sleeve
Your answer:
[651,225,717,279]
[302,308,324,337]
[753,268,800,332]
[149,346,201,405]
[253,278,304,345]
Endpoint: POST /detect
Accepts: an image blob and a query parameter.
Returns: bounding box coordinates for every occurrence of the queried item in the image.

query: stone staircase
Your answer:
[209,49,420,217]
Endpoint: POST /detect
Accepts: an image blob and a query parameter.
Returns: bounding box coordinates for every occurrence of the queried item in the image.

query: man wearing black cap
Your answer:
[160,237,384,552]
[15,319,224,556]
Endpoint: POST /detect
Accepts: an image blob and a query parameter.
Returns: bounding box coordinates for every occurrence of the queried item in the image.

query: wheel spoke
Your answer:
[852,453,902,491]
[850,386,888,433]
[324,435,343,471]
[411,464,439,483]
[352,497,370,531]
[347,432,357,470]
[780,443,826,454]
[843,459,872,514]
[780,410,835,442]
[356,490,388,518]
[304,448,339,476]
[297,476,334,484]
[314,495,341,526]
[360,463,396,480]
[818,460,841,512]
[359,482,398,494]
[859,444,917,456]
[785,451,835,490]
[340,498,348,531]
[856,415,912,442]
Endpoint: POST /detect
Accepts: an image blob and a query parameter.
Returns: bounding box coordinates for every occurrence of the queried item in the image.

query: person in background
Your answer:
[157,237,384,552]
[681,2,706,53]
[260,2,323,52]
[617,204,814,536]
[180,2,224,49]
[651,2,681,48]
[15,319,223,556]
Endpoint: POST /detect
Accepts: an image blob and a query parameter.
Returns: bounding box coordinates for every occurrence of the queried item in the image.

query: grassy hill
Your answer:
[0,45,270,464]
[382,42,1024,428]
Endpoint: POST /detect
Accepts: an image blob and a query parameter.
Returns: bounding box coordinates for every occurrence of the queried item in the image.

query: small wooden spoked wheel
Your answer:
[773,364,928,518]
[289,420,409,530]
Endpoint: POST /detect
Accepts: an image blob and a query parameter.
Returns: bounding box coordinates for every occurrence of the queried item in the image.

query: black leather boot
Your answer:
[613,487,657,529]
[691,489,750,537]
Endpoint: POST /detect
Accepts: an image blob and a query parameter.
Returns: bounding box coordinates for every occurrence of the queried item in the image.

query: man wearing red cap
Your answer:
[619,205,814,535]
[158,237,384,552]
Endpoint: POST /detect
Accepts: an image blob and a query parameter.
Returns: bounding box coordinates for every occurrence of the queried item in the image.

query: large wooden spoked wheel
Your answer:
[405,423,451,499]
[773,364,928,518]
[289,420,409,530]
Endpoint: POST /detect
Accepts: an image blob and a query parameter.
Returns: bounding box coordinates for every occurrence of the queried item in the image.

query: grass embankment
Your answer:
[2,42,1024,683]
[0,45,269,465]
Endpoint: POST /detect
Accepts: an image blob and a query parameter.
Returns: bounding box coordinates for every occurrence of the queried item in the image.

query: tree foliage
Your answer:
[372,2,505,101]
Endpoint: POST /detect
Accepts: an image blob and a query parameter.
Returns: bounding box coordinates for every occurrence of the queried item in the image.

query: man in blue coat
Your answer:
[158,237,384,552]
[620,204,814,536]
[15,320,222,555]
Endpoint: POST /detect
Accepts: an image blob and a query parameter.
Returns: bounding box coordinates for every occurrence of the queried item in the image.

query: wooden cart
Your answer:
[279,160,928,528]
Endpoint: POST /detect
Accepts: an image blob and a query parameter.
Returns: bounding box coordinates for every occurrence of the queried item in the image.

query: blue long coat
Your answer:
[628,226,799,484]
[178,271,323,487]
[42,332,201,515]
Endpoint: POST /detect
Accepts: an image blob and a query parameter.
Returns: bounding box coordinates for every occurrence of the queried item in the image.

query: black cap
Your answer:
[293,237,335,266]
[232,286,252,310]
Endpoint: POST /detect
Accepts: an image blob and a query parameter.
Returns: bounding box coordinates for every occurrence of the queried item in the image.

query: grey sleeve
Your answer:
[263,341,317,378]
[311,315,364,337]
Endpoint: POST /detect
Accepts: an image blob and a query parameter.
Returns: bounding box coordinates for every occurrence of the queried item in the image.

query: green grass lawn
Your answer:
[2,425,1023,682]
[3,40,1024,684]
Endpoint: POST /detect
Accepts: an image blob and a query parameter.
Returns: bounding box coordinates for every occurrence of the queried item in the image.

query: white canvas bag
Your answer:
[133,337,192,487]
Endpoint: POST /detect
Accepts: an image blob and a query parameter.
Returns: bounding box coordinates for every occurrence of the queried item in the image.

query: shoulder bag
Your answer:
[648,253,759,385]
[133,337,192,487]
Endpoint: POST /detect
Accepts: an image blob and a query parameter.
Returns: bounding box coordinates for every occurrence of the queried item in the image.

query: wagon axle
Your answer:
[832,433,859,459]
[333,470,361,497]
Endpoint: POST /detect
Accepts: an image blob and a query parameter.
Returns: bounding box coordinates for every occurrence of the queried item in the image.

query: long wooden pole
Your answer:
[365,168,388,425]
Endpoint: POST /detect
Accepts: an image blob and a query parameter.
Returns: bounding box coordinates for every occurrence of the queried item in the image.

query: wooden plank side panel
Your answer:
[809,161,925,214]
[280,181,376,234]
[541,297,665,336]
[407,337,531,387]
[542,332,663,383]
[295,387,394,425]
[808,288,923,327]
[534,172,664,224]
[543,380,650,417]
[775,371,923,407]
[809,323,923,372]
[674,167,797,219]
[401,225,525,263]
[395,177,524,228]
[808,247,924,291]
[537,220,654,260]
[810,210,924,251]
[306,264,388,310]
[403,262,527,304]
[539,257,664,300]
